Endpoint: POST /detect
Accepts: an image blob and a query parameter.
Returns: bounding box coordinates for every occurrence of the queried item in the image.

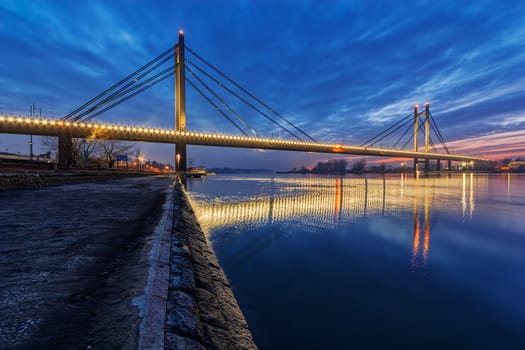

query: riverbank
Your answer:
[0,176,257,349]
[0,170,153,191]
[0,177,171,349]
[163,181,257,349]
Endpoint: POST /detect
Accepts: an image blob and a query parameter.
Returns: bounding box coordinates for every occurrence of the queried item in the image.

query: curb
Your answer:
[138,184,175,349]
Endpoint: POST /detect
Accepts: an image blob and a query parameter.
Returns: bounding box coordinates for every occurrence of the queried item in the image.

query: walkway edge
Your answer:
[138,183,175,350]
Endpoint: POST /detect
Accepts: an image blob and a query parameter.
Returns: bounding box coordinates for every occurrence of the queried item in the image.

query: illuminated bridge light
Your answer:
[8,117,14,122]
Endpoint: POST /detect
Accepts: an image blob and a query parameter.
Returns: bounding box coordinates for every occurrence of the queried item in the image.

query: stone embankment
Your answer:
[0,171,150,191]
[166,183,258,349]
[139,179,258,350]
[0,174,257,349]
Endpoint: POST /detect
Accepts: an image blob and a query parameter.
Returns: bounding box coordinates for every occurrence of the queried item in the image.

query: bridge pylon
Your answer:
[175,30,187,173]
[413,102,432,173]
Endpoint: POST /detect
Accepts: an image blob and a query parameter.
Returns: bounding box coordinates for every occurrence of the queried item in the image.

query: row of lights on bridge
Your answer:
[0,115,340,149]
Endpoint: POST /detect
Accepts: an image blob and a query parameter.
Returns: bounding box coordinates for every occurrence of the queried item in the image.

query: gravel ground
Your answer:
[0,176,172,349]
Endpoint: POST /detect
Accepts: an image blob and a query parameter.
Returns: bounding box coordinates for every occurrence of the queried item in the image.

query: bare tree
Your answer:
[89,128,134,168]
[41,136,98,164]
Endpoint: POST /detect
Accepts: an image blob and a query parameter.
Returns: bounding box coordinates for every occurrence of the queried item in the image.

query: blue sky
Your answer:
[1,0,524,169]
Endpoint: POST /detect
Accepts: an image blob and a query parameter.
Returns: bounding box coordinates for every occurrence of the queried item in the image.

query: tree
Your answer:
[350,160,366,174]
[312,159,348,174]
[41,136,98,165]
[97,141,133,168]
[89,128,134,168]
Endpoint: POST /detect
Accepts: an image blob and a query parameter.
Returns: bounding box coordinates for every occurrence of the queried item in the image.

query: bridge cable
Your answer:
[399,120,425,151]
[63,45,175,120]
[415,120,440,153]
[185,65,258,136]
[74,63,175,122]
[185,77,249,136]
[360,112,412,147]
[430,123,449,154]
[372,117,414,147]
[400,133,414,150]
[391,121,415,149]
[186,47,317,142]
[363,114,413,147]
[427,112,447,147]
[429,112,450,154]
[82,69,174,122]
[185,59,303,140]
[185,59,304,141]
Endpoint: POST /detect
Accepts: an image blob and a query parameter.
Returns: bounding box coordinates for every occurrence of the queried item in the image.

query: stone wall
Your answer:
[165,182,258,349]
[0,172,150,191]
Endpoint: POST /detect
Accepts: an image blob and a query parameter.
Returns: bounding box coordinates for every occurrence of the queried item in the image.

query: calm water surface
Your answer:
[187,173,525,350]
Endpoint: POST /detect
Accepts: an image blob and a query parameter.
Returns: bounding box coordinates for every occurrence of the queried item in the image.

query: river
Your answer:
[187,173,525,350]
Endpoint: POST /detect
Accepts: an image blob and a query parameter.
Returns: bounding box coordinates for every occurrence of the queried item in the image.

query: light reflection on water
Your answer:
[187,174,525,350]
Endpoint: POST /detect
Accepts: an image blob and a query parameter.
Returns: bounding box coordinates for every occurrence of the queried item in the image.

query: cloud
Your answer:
[1,0,524,167]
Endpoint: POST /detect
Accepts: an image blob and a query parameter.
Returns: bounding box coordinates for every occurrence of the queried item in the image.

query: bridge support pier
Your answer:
[424,159,430,172]
[58,133,74,169]
[448,160,452,171]
[175,143,187,172]
[436,160,441,171]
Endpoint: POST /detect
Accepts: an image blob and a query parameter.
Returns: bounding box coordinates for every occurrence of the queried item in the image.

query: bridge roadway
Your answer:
[0,115,486,162]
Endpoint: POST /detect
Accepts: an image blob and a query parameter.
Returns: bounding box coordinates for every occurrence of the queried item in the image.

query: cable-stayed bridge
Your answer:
[0,31,487,170]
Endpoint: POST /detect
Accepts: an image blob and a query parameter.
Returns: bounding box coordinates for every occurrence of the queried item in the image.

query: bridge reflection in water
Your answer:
[189,174,480,269]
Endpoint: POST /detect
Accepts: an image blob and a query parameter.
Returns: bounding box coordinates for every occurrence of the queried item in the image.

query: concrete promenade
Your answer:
[0,176,257,349]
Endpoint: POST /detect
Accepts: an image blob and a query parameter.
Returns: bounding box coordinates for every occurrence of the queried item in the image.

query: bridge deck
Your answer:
[0,115,486,162]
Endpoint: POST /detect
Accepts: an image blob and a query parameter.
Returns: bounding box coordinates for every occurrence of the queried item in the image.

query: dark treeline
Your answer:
[285,156,524,175]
